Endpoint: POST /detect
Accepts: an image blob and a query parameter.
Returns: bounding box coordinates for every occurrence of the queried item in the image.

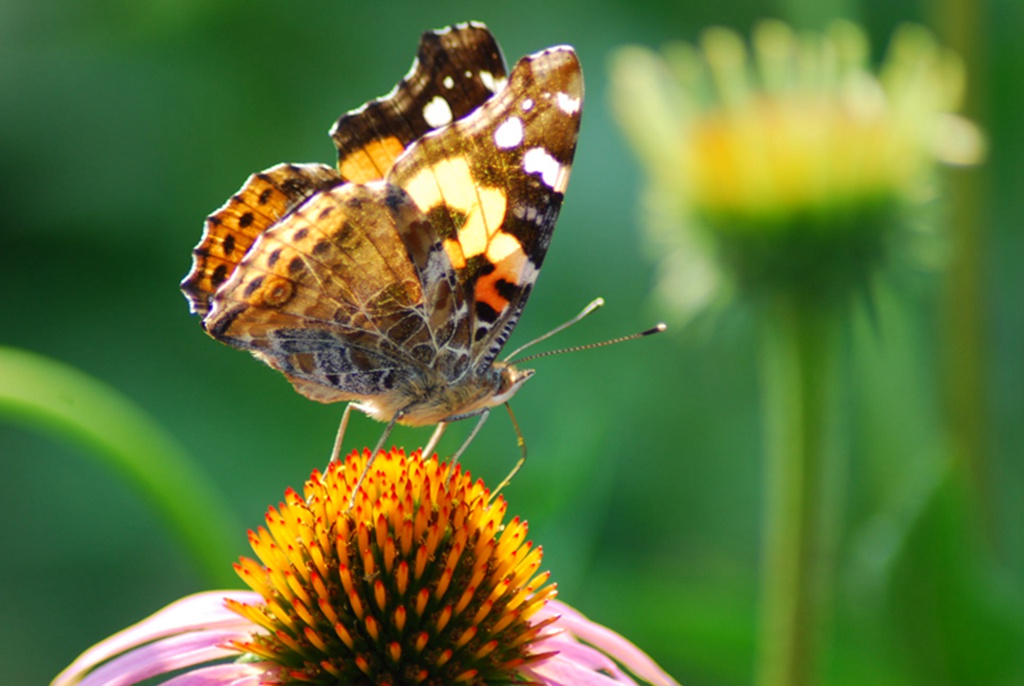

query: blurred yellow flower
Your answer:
[610,20,984,315]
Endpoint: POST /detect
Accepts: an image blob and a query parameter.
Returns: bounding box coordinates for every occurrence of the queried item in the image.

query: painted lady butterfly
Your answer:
[182,22,583,467]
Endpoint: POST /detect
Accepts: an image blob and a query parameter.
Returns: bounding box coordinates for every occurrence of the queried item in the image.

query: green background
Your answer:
[2,1,1022,684]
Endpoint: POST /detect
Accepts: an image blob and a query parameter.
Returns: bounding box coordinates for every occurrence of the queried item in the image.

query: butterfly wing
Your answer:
[182,25,582,424]
[388,46,583,373]
[181,163,341,317]
[332,22,508,183]
[184,23,506,319]
[200,181,468,409]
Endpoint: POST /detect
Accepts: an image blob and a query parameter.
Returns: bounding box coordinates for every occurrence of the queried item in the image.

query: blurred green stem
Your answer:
[933,0,992,544]
[0,347,240,587]
[755,296,842,686]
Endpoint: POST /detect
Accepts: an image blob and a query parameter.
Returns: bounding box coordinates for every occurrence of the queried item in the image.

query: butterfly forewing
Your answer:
[388,46,583,371]
[332,22,508,183]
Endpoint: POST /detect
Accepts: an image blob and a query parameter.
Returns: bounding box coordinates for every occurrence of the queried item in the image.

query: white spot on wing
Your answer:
[523,147,563,189]
[513,203,540,224]
[478,70,508,94]
[443,75,455,89]
[480,70,497,93]
[521,98,534,111]
[423,96,453,128]
[494,117,524,149]
[557,92,581,114]
[524,146,573,192]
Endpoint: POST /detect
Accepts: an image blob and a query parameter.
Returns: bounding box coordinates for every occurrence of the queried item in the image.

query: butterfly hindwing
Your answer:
[182,163,341,316]
[331,22,508,184]
[201,182,469,405]
[388,46,583,370]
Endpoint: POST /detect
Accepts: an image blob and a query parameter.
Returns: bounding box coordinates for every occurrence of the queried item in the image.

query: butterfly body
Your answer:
[182,22,581,433]
[347,360,533,427]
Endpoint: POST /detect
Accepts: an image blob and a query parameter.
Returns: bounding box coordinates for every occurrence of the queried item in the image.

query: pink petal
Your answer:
[76,629,251,686]
[536,633,634,679]
[53,590,261,686]
[534,600,681,686]
[524,652,637,686]
[163,662,269,686]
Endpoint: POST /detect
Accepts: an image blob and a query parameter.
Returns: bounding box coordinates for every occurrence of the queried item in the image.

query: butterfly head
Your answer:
[424,362,533,425]
[489,362,535,407]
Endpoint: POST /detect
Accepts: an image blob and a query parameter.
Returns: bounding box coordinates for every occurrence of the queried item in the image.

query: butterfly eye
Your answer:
[491,366,534,406]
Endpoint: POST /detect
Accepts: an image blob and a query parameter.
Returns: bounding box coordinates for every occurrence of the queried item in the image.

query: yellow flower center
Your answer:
[686,94,914,231]
[226,449,557,685]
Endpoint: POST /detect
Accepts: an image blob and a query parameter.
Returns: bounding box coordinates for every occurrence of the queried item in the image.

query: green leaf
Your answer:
[886,464,1024,685]
[0,346,240,587]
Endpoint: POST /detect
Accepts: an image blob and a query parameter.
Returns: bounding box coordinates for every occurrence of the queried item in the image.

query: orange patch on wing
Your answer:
[474,271,510,314]
[473,250,526,314]
[443,237,467,269]
[339,136,406,182]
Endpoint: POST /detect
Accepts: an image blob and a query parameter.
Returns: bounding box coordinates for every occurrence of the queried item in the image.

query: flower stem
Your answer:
[755,294,843,686]
[932,0,993,546]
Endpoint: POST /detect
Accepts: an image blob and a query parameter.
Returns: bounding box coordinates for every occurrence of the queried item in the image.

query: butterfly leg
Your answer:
[444,409,490,486]
[422,422,448,461]
[328,403,355,466]
[346,412,401,509]
[489,403,527,502]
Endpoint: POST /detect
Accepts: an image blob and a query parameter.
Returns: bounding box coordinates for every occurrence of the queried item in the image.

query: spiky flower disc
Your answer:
[225,448,556,685]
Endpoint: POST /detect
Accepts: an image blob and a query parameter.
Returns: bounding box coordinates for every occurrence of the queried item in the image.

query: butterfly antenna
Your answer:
[509,322,667,365]
[503,297,606,362]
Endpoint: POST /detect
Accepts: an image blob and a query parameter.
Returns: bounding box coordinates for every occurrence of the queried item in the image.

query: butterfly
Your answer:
[181,22,584,476]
